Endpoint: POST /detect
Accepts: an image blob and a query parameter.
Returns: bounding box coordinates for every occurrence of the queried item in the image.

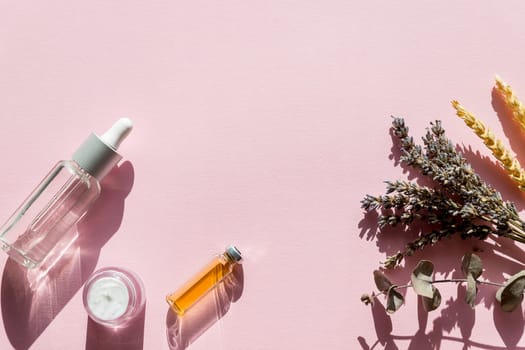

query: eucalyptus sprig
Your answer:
[362,253,525,313]
[361,117,525,268]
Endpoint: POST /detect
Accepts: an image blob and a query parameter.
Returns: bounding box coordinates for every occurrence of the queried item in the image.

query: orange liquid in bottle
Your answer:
[166,246,241,315]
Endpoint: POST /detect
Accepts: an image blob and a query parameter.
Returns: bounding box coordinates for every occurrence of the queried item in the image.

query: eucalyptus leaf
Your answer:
[386,286,404,314]
[411,260,434,298]
[374,270,392,292]
[422,287,441,312]
[496,270,525,312]
[465,273,477,307]
[461,253,482,279]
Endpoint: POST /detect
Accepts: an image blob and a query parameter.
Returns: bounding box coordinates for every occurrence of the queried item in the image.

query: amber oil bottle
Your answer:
[166,245,242,315]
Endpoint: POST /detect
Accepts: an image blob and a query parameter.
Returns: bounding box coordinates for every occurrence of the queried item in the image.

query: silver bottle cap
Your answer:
[225,245,242,262]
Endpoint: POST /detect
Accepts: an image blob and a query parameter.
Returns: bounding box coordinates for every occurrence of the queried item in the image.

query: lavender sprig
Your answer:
[362,118,525,268]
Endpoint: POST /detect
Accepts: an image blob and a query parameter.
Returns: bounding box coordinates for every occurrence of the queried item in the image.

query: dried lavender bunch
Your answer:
[362,118,525,268]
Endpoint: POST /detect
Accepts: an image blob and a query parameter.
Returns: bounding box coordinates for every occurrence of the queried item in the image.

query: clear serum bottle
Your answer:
[166,245,242,315]
[0,118,133,269]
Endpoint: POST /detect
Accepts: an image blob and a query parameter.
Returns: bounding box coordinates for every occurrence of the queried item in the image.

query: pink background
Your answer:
[1,1,525,349]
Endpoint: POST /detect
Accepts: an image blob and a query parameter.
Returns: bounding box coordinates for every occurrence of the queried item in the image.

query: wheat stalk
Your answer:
[495,75,525,132]
[452,100,525,190]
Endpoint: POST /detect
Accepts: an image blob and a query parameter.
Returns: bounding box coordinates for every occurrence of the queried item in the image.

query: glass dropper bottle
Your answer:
[0,118,133,269]
[166,245,242,315]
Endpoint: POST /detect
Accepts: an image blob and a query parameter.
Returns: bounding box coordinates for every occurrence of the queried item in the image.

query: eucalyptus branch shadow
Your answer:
[360,300,398,350]
[359,286,525,350]
[1,162,134,350]
[407,297,433,350]
[165,265,244,350]
[358,234,525,347]
[494,302,524,349]
[359,224,525,348]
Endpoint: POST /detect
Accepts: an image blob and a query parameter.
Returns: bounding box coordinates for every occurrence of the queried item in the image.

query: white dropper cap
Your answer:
[100,118,133,150]
[72,118,133,180]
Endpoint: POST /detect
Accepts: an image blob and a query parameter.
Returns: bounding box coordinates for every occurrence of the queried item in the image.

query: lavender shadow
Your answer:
[1,162,134,350]
[165,265,244,350]
[85,306,146,350]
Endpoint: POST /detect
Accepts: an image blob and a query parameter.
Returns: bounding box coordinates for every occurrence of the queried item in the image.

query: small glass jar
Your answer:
[83,267,145,327]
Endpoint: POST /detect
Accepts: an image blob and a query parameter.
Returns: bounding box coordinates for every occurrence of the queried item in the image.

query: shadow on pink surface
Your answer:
[357,240,525,348]
[85,305,146,350]
[0,162,134,350]
[165,264,244,350]
[357,118,525,348]
[358,291,525,350]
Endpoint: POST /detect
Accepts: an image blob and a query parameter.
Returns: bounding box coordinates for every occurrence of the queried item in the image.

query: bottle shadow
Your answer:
[0,161,134,350]
[165,264,244,350]
[85,306,146,350]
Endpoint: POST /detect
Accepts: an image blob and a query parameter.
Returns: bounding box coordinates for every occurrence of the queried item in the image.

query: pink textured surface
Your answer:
[1,1,525,349]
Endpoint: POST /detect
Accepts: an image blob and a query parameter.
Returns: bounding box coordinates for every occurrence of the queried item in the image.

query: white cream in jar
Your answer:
[83,267,145,327]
